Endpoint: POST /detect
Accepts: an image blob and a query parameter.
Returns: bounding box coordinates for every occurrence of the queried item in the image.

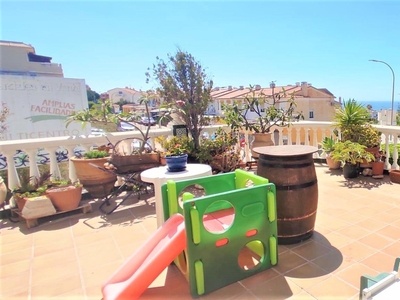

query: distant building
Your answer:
[210,81,340,122]
[0,40,63,77]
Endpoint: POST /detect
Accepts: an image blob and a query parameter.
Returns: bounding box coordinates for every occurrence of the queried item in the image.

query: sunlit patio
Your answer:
[1,163,400,300]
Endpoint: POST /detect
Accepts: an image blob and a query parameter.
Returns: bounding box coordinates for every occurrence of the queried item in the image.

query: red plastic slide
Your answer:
[102,214,187,300]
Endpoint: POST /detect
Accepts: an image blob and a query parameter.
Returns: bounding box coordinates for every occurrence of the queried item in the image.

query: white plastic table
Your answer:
[140,164,212,227]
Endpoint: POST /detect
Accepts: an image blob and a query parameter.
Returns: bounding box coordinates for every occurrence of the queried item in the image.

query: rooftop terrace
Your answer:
[1,163,399,300]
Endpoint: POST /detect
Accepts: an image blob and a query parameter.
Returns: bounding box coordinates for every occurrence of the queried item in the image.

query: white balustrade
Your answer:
[1,122,400,190]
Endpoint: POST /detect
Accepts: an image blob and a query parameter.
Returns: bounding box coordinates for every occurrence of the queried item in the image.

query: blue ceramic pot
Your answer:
[165,154,188,172]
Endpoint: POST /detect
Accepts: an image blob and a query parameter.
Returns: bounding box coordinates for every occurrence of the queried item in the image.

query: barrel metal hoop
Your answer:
[275,179,318,190]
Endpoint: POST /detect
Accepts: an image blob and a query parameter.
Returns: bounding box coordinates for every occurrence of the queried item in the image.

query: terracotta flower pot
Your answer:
[372,161,385,176]
[251,133,274,159]
[389,170,400,184]
[46,185,83,211]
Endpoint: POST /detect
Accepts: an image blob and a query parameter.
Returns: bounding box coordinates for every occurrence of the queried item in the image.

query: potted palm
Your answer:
[222,84,303,158]
[330,140,375,178]
[319,136,341,169]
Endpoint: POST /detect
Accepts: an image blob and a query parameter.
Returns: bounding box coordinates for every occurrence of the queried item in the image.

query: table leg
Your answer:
[154,178,165,228]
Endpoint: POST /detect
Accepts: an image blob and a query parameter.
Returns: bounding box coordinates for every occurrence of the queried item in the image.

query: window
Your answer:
[309,110,314,119]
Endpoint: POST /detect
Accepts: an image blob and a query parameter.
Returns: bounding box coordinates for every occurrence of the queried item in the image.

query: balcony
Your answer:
[0,121,399,299]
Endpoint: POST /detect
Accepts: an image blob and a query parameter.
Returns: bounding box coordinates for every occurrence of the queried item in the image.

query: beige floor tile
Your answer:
[286,291,318,299]
[0,259,31,279]
[249,275,303,299]
[354,206,381,217]
[336,211,368,224]
[360,251,398,273]
[273,251,308,274]
[372,211,400,224]
[0,238,33,254]
[78,246,123,273]
[33,236,74,257]
[73,230,113,247]
[48,288,85,299]
[1,288,29,300]
[307,276,358,299]
[312,250,355,274]
[31,247,76,269]
[324,231,354,248]
[83,260,125,289]
[290,241,332,261]
[381,240,400,257]
[338,241,377,262]
[335,262,379,289]
[0,247,32,266]
[0,232,33,245]
[358,233,394,250]
[31,273,82,298]
[355,218,387,232]
[240,267,280,289]
[376,224,400,240]
[85,284,104,300]
[0,271,30,297]
[285,262,331,289]
[337,225,370,240]
[31,260,80,286]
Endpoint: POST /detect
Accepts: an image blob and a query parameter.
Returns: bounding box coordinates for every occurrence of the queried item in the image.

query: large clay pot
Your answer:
[70,157,117,198]
[251,133,274,159]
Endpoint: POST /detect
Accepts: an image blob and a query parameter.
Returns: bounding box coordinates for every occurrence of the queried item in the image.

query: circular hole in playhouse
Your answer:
[202,200,234,234]
[178,184,206,209]
[238,240,264,270]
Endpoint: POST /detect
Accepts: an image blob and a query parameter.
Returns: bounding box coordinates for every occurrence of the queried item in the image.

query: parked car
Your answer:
[117,121,136,132]
[139,116,156,126]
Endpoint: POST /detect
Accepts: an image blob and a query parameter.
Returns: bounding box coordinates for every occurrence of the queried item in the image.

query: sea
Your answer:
[359,100,400,111]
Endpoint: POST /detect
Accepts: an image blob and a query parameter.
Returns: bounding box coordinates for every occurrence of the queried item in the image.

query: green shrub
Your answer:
[83,150,109,159]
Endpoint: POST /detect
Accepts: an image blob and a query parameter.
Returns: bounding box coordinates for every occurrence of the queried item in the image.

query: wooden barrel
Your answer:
[254,145,318,244]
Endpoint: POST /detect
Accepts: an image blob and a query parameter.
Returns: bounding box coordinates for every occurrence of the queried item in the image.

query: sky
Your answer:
[1,0,399,103]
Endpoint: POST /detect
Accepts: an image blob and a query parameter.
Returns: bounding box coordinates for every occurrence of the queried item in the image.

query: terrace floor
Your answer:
[1,163,400,300]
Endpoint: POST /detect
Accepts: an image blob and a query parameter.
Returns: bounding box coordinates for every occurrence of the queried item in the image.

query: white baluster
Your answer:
[26,149,40,184]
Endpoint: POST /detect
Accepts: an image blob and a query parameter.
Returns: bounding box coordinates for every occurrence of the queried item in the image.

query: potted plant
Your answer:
[196,128,242,173]
[46,180,83,211]
[222,84,303,158]
[67,93,161,195]
[330,141,375,178]
[155,135,195,166]
[70,149,117,198]
[319,136,341,170]
[162,139,190,172]
[12,171,52,211]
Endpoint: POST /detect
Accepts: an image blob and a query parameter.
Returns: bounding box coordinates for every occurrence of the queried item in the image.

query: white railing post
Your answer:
[26,149,40,183]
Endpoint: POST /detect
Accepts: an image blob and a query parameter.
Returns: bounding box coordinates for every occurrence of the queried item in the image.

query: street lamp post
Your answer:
[369,59,396,125]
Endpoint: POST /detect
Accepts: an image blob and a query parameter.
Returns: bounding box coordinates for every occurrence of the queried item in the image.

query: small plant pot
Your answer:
[46,185,83,211]
[343,163,359,178]
[165,154,188,172]
[372,161,385,176]
[389,170,400,184]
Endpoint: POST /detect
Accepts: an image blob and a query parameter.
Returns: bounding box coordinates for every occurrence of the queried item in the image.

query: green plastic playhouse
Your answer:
[161,169,278,297]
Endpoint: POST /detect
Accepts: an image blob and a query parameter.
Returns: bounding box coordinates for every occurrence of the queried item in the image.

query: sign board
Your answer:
[0,75,90,141]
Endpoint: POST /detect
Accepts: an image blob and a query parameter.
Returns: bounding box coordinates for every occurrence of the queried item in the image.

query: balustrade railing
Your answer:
[1,122,399,191]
